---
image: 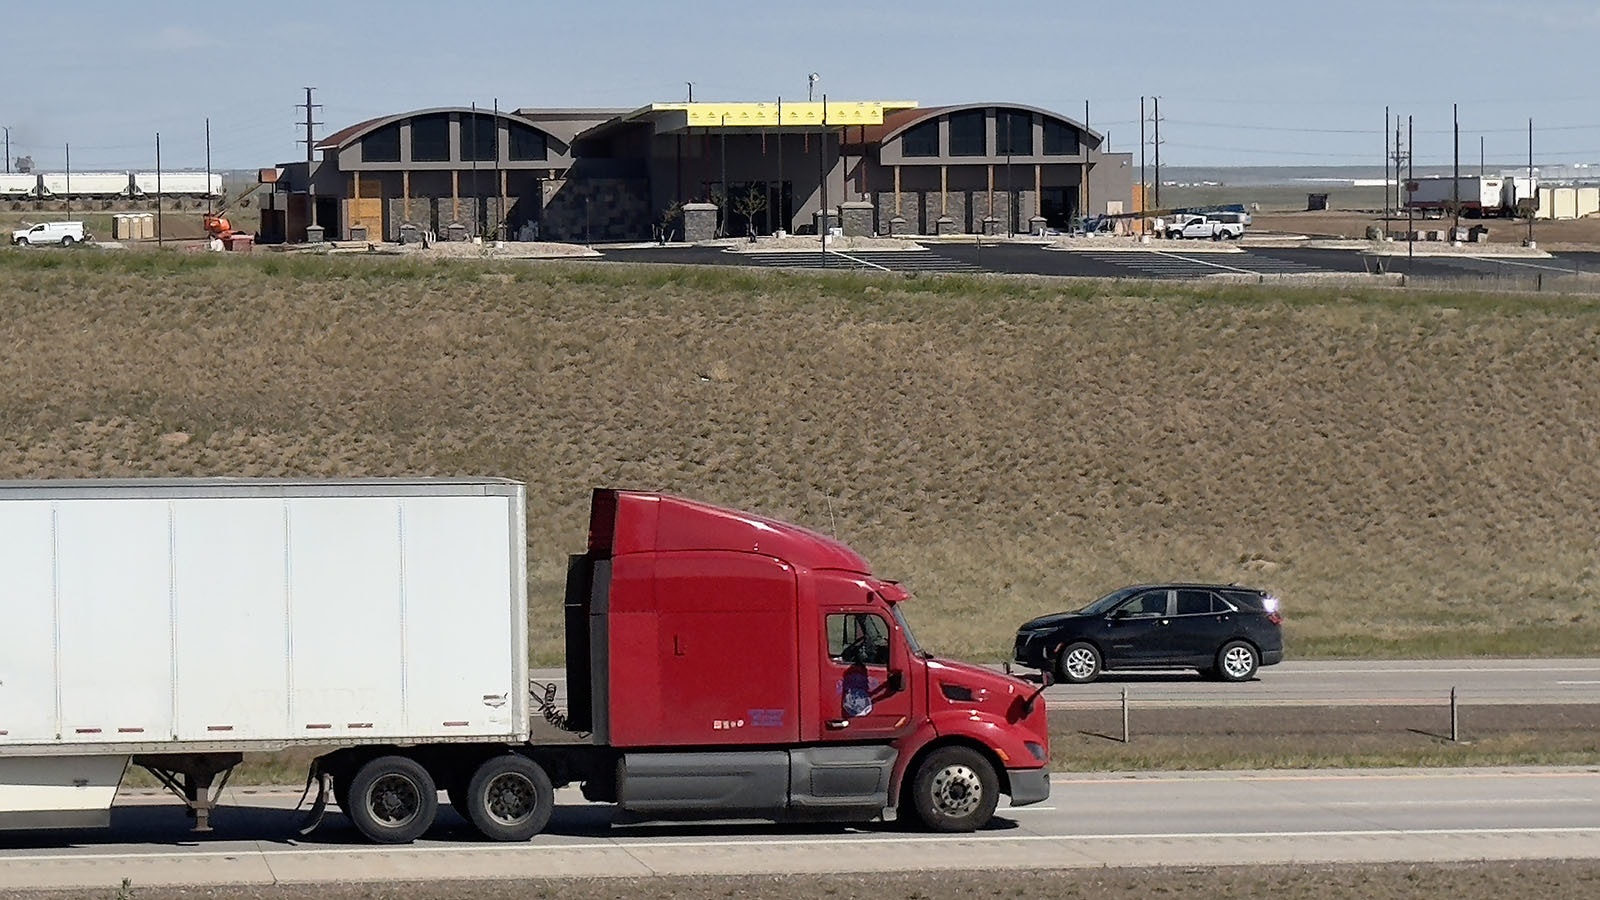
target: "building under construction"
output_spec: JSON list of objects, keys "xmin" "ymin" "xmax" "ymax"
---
[{"xmin": 259, "ymin": 98, "xmax": 1132, "ymax": 243}]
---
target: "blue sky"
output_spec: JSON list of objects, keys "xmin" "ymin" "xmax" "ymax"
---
[{"xmin": 5, "ymin": 0, "xmax": 1597, "ymax": 172}]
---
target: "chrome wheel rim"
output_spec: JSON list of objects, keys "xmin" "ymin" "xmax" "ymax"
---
[
  {"xmin": 930, "ymin": 764, "xmax": 983, "ymax": 818},
  {"xmin": 1064, "ymin": 647, "xmax": 1097, "ymax": 680},
  {"xmin": 368, "ymin": 774, "xmax": 422, "ymax": 827},
  {"xmin": 484, "ymin": 772, "xmax": 538, "ymax": 826},
  {"xmin": 1222, "ymin": 646, "xmax": 1255, "ymax": 679}
]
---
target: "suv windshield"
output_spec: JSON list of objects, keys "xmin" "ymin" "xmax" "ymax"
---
[{"xmin": 1076, "ymin": 586, "xmax": 1143, "ymax": 616}]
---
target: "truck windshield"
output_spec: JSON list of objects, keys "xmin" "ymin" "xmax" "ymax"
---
[{"xmin": 890, "ymin": 604, "xmax": 929, "ymax": 658}]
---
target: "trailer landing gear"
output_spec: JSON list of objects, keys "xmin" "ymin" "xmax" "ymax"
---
[{"xmin": 132, "ymin": 753, "xmax": 243, "ymax": 833}]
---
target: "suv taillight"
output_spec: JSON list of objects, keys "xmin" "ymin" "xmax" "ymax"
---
[{"xmin": 1267, "ymin": 611, "xmax": 1283, "ymax": 625}]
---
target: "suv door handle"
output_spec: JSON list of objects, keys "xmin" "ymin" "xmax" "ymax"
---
[{"xmin": 826, "ymin": 719, "xmax": 851, "ymax": 730}]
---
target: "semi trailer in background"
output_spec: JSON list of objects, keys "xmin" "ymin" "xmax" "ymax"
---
[
  {"xmin": 1405, "ymin": 175, "xmax": 1538, "ymax": 217},
  {"xmin": 0, "ymin": 479, "xmax": 1050, "ymax": 844}
]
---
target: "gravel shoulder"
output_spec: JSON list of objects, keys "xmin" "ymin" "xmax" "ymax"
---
[{"xmin": 6, "ymin": 863, "xmax": 1600, "ymax": 900}]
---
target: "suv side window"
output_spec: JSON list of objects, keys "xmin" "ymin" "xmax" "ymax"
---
[
  {"xmin": 1220, "ymin": 590, "xmax": 1261, "ymax": 611},
  {"xmin": 1120, "ymin": 590, "xmax": 1169, "ymax": 618},
  {"xmin": 1175, "ymin": 589, "xmax": 1215, "ymax": 616}
]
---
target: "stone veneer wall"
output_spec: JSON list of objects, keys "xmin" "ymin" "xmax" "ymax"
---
[{"xmin": 542, "ymin": 177, "xmax": 651, "ymax": 242}]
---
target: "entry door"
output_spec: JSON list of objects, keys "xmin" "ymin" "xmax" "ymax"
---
[
  {"xmin": 817, "ymin": 609, "xmax": 913, "ymax": 741},
  {"xmin": 1041, "ymin": 187, "xmax": 1076, "ymax": 230},
  {"xmin": 1105, "ymin": 588, "xmax": 1173, "ymax": 665}
]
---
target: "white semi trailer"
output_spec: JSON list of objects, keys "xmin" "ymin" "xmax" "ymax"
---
[{"xmin": 0, "ymin": 478, "xmax": 528, "ymax": 835}]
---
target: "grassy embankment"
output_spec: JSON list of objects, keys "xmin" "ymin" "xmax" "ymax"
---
[{"xmin": 3, "ymin": 249, "xmax": 1598, "ymax": 666}]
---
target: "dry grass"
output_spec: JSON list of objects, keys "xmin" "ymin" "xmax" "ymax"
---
[{"xmin": 3, "ymin": 251, "xmax": 1599, "ymax": 664}]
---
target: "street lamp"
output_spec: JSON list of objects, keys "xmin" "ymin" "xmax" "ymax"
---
[{"xmin": 720, "ymin": 113, "xmax": 728, "ymax": 239}]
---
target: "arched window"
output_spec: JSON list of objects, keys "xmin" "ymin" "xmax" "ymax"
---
[
  {"xmin": 463, "ymin": 113, "xmax": 497, "ymax": 162},
  {"xmin": 411, "ymin": 114, "xmax": 451, "ymax": 162},
  {"xmin": 508, "ymin": 123, "xmax": 548, "ymax": 161},
  {"xmin": 901, "ymin": 120, "xmax": 938, "ymax": 158},
  {"xmin": 949, "ymin": 110, "xmax": 987, "ymax": 157},
  {"xmin": 1043, "ymin": 120, "xmax": 1081, "ymax": 156},
  {"xmin": 362, "ymin": 123, "xmax": 401, "ymax": 163},
  {"xmin": 997, "ymin": 111, "xmax": 1032, "ymax": 156}
]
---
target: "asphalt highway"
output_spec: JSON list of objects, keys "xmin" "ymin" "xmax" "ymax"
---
[{"xmin": 3, "ymin": 769, "xmax": 1597, "ymax": 889}]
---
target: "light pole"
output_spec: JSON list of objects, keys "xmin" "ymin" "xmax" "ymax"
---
[
  {"xmin": 2, "ymin": 127, "xmax": 8, "ymax": 174},
  {"xmin": 720, "ymin": 113, "xmax": 728, "ymax": 239}
]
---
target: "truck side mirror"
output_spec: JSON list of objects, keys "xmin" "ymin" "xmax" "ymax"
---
[{"xmin": 885, "ymin": 670, "xmax": 904, "ymax": 694}]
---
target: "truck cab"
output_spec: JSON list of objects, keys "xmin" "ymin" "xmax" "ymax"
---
[{"xmin": 559, "ymin": 489, "xmax": 1050, "ymax": 832}]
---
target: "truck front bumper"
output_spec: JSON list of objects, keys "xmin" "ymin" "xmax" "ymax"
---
[{"xmin": 1007, "ymin": 766, "xmax": 1051, "ymax": 807}]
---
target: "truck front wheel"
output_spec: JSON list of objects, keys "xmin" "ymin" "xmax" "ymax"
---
[
  {"xmin": 910, "ymin": 746, "xmax": 999, "ymax": 832},
  {"xmin": 347, "ymin": 755, "xmax": 438, "ymax": 844},
  {"xmin": 464, "ymin": 754, "xmax": 554, "ymax": 841}
]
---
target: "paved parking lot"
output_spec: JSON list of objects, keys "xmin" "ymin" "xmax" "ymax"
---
[{"xmin": 597, "ymin": 242, "xmax": 1600, "ymax": 283}]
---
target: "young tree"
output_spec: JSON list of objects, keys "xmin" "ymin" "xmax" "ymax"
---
[{"xmin": 731, "ymin": 186, "xmax": 768, "ymax": 240}]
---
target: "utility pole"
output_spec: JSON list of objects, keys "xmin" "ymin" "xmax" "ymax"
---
[
  {"xmin": 1152, "ymin": 96, "xmax": 1162, "ymax": 209},
  {"xmin": 296, "ymin": 87, "xmax": 323, "ymax": 238},
  {"xmin": 1389, "ymin": 116, "xmax": 1408, "ymax": 242},
  {"xmin": 1384, "ymin": 106, "xmax": 1390, "ymax": 233},
  {"xmin": 1452, "ymin": 102, "xmax": 1460, "ymax": 238},
  {"xmin": 1407, "ymin": 114, "xmax": 1414, "ymax": 267},
  {"xmin": 64, "ymin": 142, "xmax": 71, "ymax": 221},
  {"xmin": 720, "ymin": 113, "xmax": 728, "ymax": 238},
  {"xmin": 1528, "ymin": 117, "xmax": 1535, "ymax": 247},
  {"xmin": 494, "ymin": 97, "xmax": 503, "ymax": 240},
  {"xmin": 153, "ymin": 134, "xmax": 160, "ymax": 246},
  {"xmin": 1083, "ymin": 99, "xmax": 1092, "ymax": 224},
  {"xmin": 777, "ymin": 96, "xmax": 784, "ymax": 234},
  {"xmin": 205, "ymin": 117, "xmax": 212, "ymax": 216},
  {"xmin": 3, "ymin": 126, "xmax": 8, "ymax": 174},
  {"xmin": 819, "ymin": 93, "xmax": 827, "ymax": 266},
  {"xmin": 471, "ymin": 101, "xmax": 480, "ymax": 237},
  {"xmin": 1139, "ymin": 96, "xmax": 1146, "ymax": 229}
]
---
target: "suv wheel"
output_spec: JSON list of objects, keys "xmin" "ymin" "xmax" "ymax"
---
[
  {"xmin": 1056, "ymin": 642, "xmax": 1102, "ymax": 684},
  {"xmin": 1216, "ymin": 641, "xmax": 1259, "ymax": 682}
]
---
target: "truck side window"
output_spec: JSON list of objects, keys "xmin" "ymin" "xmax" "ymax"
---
[{"xmin": 827, "ymin": 613, "xmax": 891, "ymax": 667}]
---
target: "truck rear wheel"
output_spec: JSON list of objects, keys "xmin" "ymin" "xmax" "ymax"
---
[
  {"xmin": 347, "ymin": 755, "xmax": 438, "ymax": 844},
  {"xmin": 910, "ymin": 746, "xmax": 999, "ymax": 833},
  {"xmin": 464, "ymin": 754, "xmax": 554, "ymax": 841}
]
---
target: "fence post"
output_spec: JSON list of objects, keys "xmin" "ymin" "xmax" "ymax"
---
[
  {"xmin": 1121, "ymin": 686, "xmax": 1130, "ymax": 743},
  {"xmin": 1450, "ymin": 686, "xmax": 1459, "ymax": 743}
]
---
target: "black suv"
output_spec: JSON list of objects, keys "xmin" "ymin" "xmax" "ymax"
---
[{"xmin": 1013, "ymin": 584, "xmax": 1284, "ymax": 683}]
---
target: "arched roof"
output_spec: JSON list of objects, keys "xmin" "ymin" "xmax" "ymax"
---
[
  {"xmin": 868, "ymin": 102, "xmax": 1103, "ymax": 145},
  {"xmin": 315, "ymin": 107, "xmax": 560, "ymax": 151}
]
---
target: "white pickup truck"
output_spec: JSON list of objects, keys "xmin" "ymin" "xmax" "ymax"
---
[
  {"xmin": 12, "ymin": 220, "xmax": 87, "ymax": 247},
  {"xmin": 1163, "ymin": 214, "xmax": 1245, "ymax": 241}
]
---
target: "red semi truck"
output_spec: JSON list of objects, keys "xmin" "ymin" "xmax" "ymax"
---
[{"xmin": 0, "ymin": 480, "xmax": 1049, "ymax": 843}]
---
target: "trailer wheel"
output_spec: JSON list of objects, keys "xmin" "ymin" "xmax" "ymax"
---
[
  {"xmin": 347, "ymin": 755, "xmax": 438, "ymax": 844},
  {"xmin": 464, "ymin": 755, "xmax": 554, "ymax": 842},
  {"xmin": 910, "ymin": 746, "xmax": 999, "ymax": 833}
]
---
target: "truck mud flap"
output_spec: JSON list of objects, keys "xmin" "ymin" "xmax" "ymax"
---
[{"xmin": 297, "ymin": 768, "xmax": 331, "ymax": 836}]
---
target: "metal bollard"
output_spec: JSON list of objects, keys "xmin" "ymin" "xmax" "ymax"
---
[
  {"xmin": 1450, "ymin": 686, "xmax": 1459, "ymax": 743},
  {"xmin": 1122, "ymin": 686, "xmax": 1130, "ymax": 743}
]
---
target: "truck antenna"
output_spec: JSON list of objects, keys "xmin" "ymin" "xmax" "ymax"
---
[{"xmin": 825, "ymin": 494, "xmax": 838, "ymax": 537}]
